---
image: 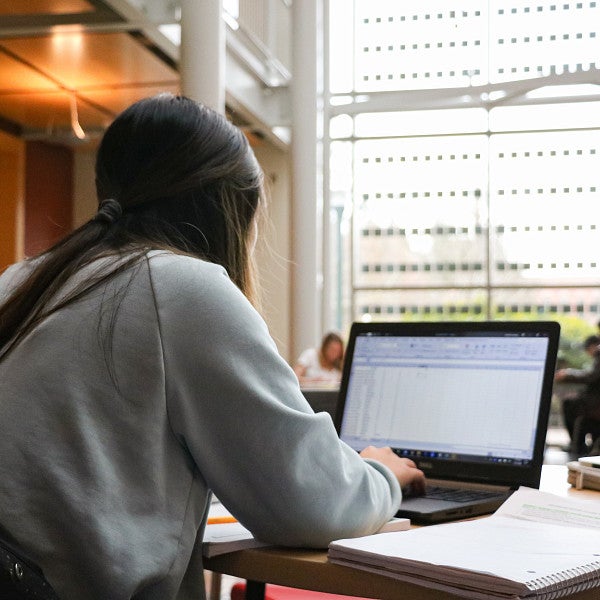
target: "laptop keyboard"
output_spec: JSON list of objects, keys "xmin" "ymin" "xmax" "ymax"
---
[{"xmin": 425, "ymin": 485, "xmax": 504, "ymax": 503}]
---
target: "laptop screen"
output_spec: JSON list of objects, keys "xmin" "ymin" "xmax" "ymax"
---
[{"xmin": 336, "ymin": 322, "xmax": 560, "ymax": 484}]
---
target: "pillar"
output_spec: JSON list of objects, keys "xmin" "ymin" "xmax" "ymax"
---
[
  {"xmin": 180, "ymin": 0, "xmax": 225, "ymax": 114},
  {"xmin": 290, "ymin": 0, "xmax": 321, "ymax": 360}
]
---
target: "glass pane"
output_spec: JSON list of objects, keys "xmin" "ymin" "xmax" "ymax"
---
[
  {"xmin": 489, "ymin": 129, "xmax": 600, "ymax": 286},
  {"xmin": 355, "ymin": 108, "xmax": 488, "ymax": 138},
  {"xmin": 330, "ymin": 114, "xmax": 353, "ymax": 139},
  {"xmin": 490, "ymin": 287, "xmax": 600, "ymax": 322},
  {"xmin": 329, "ymin": 0, "xmax": 355, "ymax": 93},
  {"xmin": 354, "ymin": 0, "xmax": 489, "ymax": 92},
  {"xmin": 327, "ymin": 0, "xmax": 600, "ymax": 337},
  {"xmin": 329, "ymin": 142, "xmax": 354, "ymax": 330},
  {"xmin": 490, "ymin": 102, "xmax": 600, "ymax": 132},
  {"xmin": 353, "ymin": 135, "xmax": 489, "ymax": 288},
  {"xmin": 354, "ymin": 289, "xmax": 488, "ymax": 322},
  {"xmin": 488, "ymin": 0, "xmax": 599, "ymax": 84}
]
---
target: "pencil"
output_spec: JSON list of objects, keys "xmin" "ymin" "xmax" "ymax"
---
[{"xmin": 207, "ymin": 516, "xmax": 238, "ymax": 525}]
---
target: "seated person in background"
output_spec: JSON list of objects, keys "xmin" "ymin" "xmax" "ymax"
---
[
  {"xmin": 294, "ymin": 331, "xmax": 344, "ymax": 386},
  {"xmin": 554, "ymin": 334, "xmax": 600, "ymax": 455},
  {"xmin": 0, "ymin": 94, "xmax": 425, "ymax": 600}
]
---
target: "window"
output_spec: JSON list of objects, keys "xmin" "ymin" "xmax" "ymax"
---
[{"xmin": 326, "ymin": 0, "xmax": 600, "ymax": 360}]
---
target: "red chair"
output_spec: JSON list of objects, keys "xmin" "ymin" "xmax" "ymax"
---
[{"xmin": 231, "ymin": 582, "xmax": 373, "ymax": 600}]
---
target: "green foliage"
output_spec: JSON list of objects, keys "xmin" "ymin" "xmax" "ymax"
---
[
  {"xmin": 490, "ymin": 312, "xmax": 595, "ymax": 369},
  {"xmin": 551, "ymin": 315, "xmax": 596, "ymax": 369},
  {"xmin": 492, "ymin": 312, "xmax": 595, "ymax": 369}
]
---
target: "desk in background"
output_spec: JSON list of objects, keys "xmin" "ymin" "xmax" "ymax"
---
[{"xmin": 204, "ymin": 466, "xmax": 599, "ymax": 600}]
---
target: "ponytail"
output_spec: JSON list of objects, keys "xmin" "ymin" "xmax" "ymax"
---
[{"xmin": 0, "ymin": 93, "xmax": 264, "ymax": 360}]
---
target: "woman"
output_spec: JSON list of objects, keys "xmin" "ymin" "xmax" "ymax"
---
[
  {"xmin": 294, "ymin": 331, "xmax": 345, "ymax": 386},
  {"xmin": 0, "ymin": 94, "xmax": 424, "ymax": 600}
]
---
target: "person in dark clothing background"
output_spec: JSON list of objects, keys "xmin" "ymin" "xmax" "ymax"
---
[{"xmin": 555, "ymin": 334, "xmax": 600, "ymax": 455}]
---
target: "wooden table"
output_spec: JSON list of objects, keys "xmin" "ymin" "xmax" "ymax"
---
[{"xmin": 204, "ymin": 466, "xmax": 599, "ymax": 600}]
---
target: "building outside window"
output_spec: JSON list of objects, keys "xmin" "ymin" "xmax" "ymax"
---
[{"xmin": 325, "ymin": 0, "xmax": 600, "ymax": 367}]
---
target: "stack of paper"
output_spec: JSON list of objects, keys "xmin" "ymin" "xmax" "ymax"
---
[
  {"xmin": 202, "ymin": 521, "xmax": 268, "ymax": 558},
  {"xmin": 567, "ymin": 457, "xmax": 600, "ymax": 491},
  {"xmin": 329, "ymin": 488, "xmax": 600, "ymax": 600}
]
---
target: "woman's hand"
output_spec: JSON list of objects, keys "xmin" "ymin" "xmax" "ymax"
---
[{"xmin": 360, "ymin": 445, "xmax": 426, "ymax": 496}]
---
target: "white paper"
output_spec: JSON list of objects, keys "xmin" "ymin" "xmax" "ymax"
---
[
  {"xmin": 496, "ymin": 486, "xmax": 600, "ymax": 529},
  {"xmin": 202, "ymin": 522, "xmax": 270, "ymax": 557}
]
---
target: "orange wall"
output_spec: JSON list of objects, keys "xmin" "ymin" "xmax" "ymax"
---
[
  {"xmin": 0, "ymin": 132, "xmax": 25, "ymax": 272},
  {"xmin": 24, "ymin": 141, "xmax": 73, "ymax": 257}
]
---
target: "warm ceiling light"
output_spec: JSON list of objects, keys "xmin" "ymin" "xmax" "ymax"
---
[{"xmin": 51, "ymin": 25, "xmax": 85, "ymax": 55}]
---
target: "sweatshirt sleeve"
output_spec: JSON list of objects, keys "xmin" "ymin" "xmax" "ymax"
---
[
  {"xmin": 0, "ymin": 261, "xmax": 34, "ymax": 302},
  {"xmin": 148, "ymin": 254, "xmax": 401, "ymax": 548}
]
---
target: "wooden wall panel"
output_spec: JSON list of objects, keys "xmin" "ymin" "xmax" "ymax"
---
[
  {"xmin": 25, "ymin": 141, "xmax": 73, "ymax": 257},
  {"xmin": 0, "ymin": 131, "xmax": 25, "ymax": 272}
]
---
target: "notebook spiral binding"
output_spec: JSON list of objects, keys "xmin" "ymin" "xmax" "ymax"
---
[{"xmin": 525, "ymin": 559, "xmax": 600, "ymax": 599}]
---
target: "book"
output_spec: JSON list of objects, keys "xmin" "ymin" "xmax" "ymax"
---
[
  {"xmin": 202, "ymin": 521, "xmax": 269, "ymax": 558},
  {"xmin": 567, "ymin": 456, "xmax": 600, "ymax": 491},
  {"xmin": 202, "ymin": 501, "xmax": 410, "ymax": 558},
  {"xmin": 328, "ymin": 488, "xmax": 600, "ymax": 600},
  {"xmin": 373, "ymin": 516, "xmax": 410, "ymax": 533}
]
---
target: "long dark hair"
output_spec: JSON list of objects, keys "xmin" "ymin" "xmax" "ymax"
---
[{"xmin": 0, "ymin": 93, "xmax": 264, "ymax": 359}]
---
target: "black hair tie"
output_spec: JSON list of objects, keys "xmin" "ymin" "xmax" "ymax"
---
[{"xmin": 95, "ymin": 199, "xmax": 122, "ymax": 224}]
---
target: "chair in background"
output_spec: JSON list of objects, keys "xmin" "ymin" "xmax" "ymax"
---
[
  {"xmin": 572, "ymin": 415, "xmax": 600, "ymax": 456},
  {"xmin": 300, "ymin": 389, "xmax": 340, "ymax": 421}
]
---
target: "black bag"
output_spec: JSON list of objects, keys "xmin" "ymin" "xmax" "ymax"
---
[{"xmin": 0, "ymin": 538, "xmax": 59, "ymax": 600}]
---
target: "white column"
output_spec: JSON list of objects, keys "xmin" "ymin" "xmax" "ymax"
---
[
  {"xmin": 291, "ymin": 0, "xmax": 321, "ymax": 360},
  {"xmin": 180, "ymin": 0, "xmax": 225, "ymax": 114}
]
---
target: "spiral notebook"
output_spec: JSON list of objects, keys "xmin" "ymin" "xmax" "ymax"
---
[{"xmin": 329, "ymin": 488, "xmax": 600, "ymax": 600}]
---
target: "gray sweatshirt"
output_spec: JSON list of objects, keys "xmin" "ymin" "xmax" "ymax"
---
[{"xmin": 0, "ymin": 251, "xmax": 400, "ymax": 600}]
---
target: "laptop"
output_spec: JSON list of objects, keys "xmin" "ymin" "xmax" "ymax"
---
[{"xmin": 335, "ymin": 320, "xmax": 560, "ymax": 524}]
